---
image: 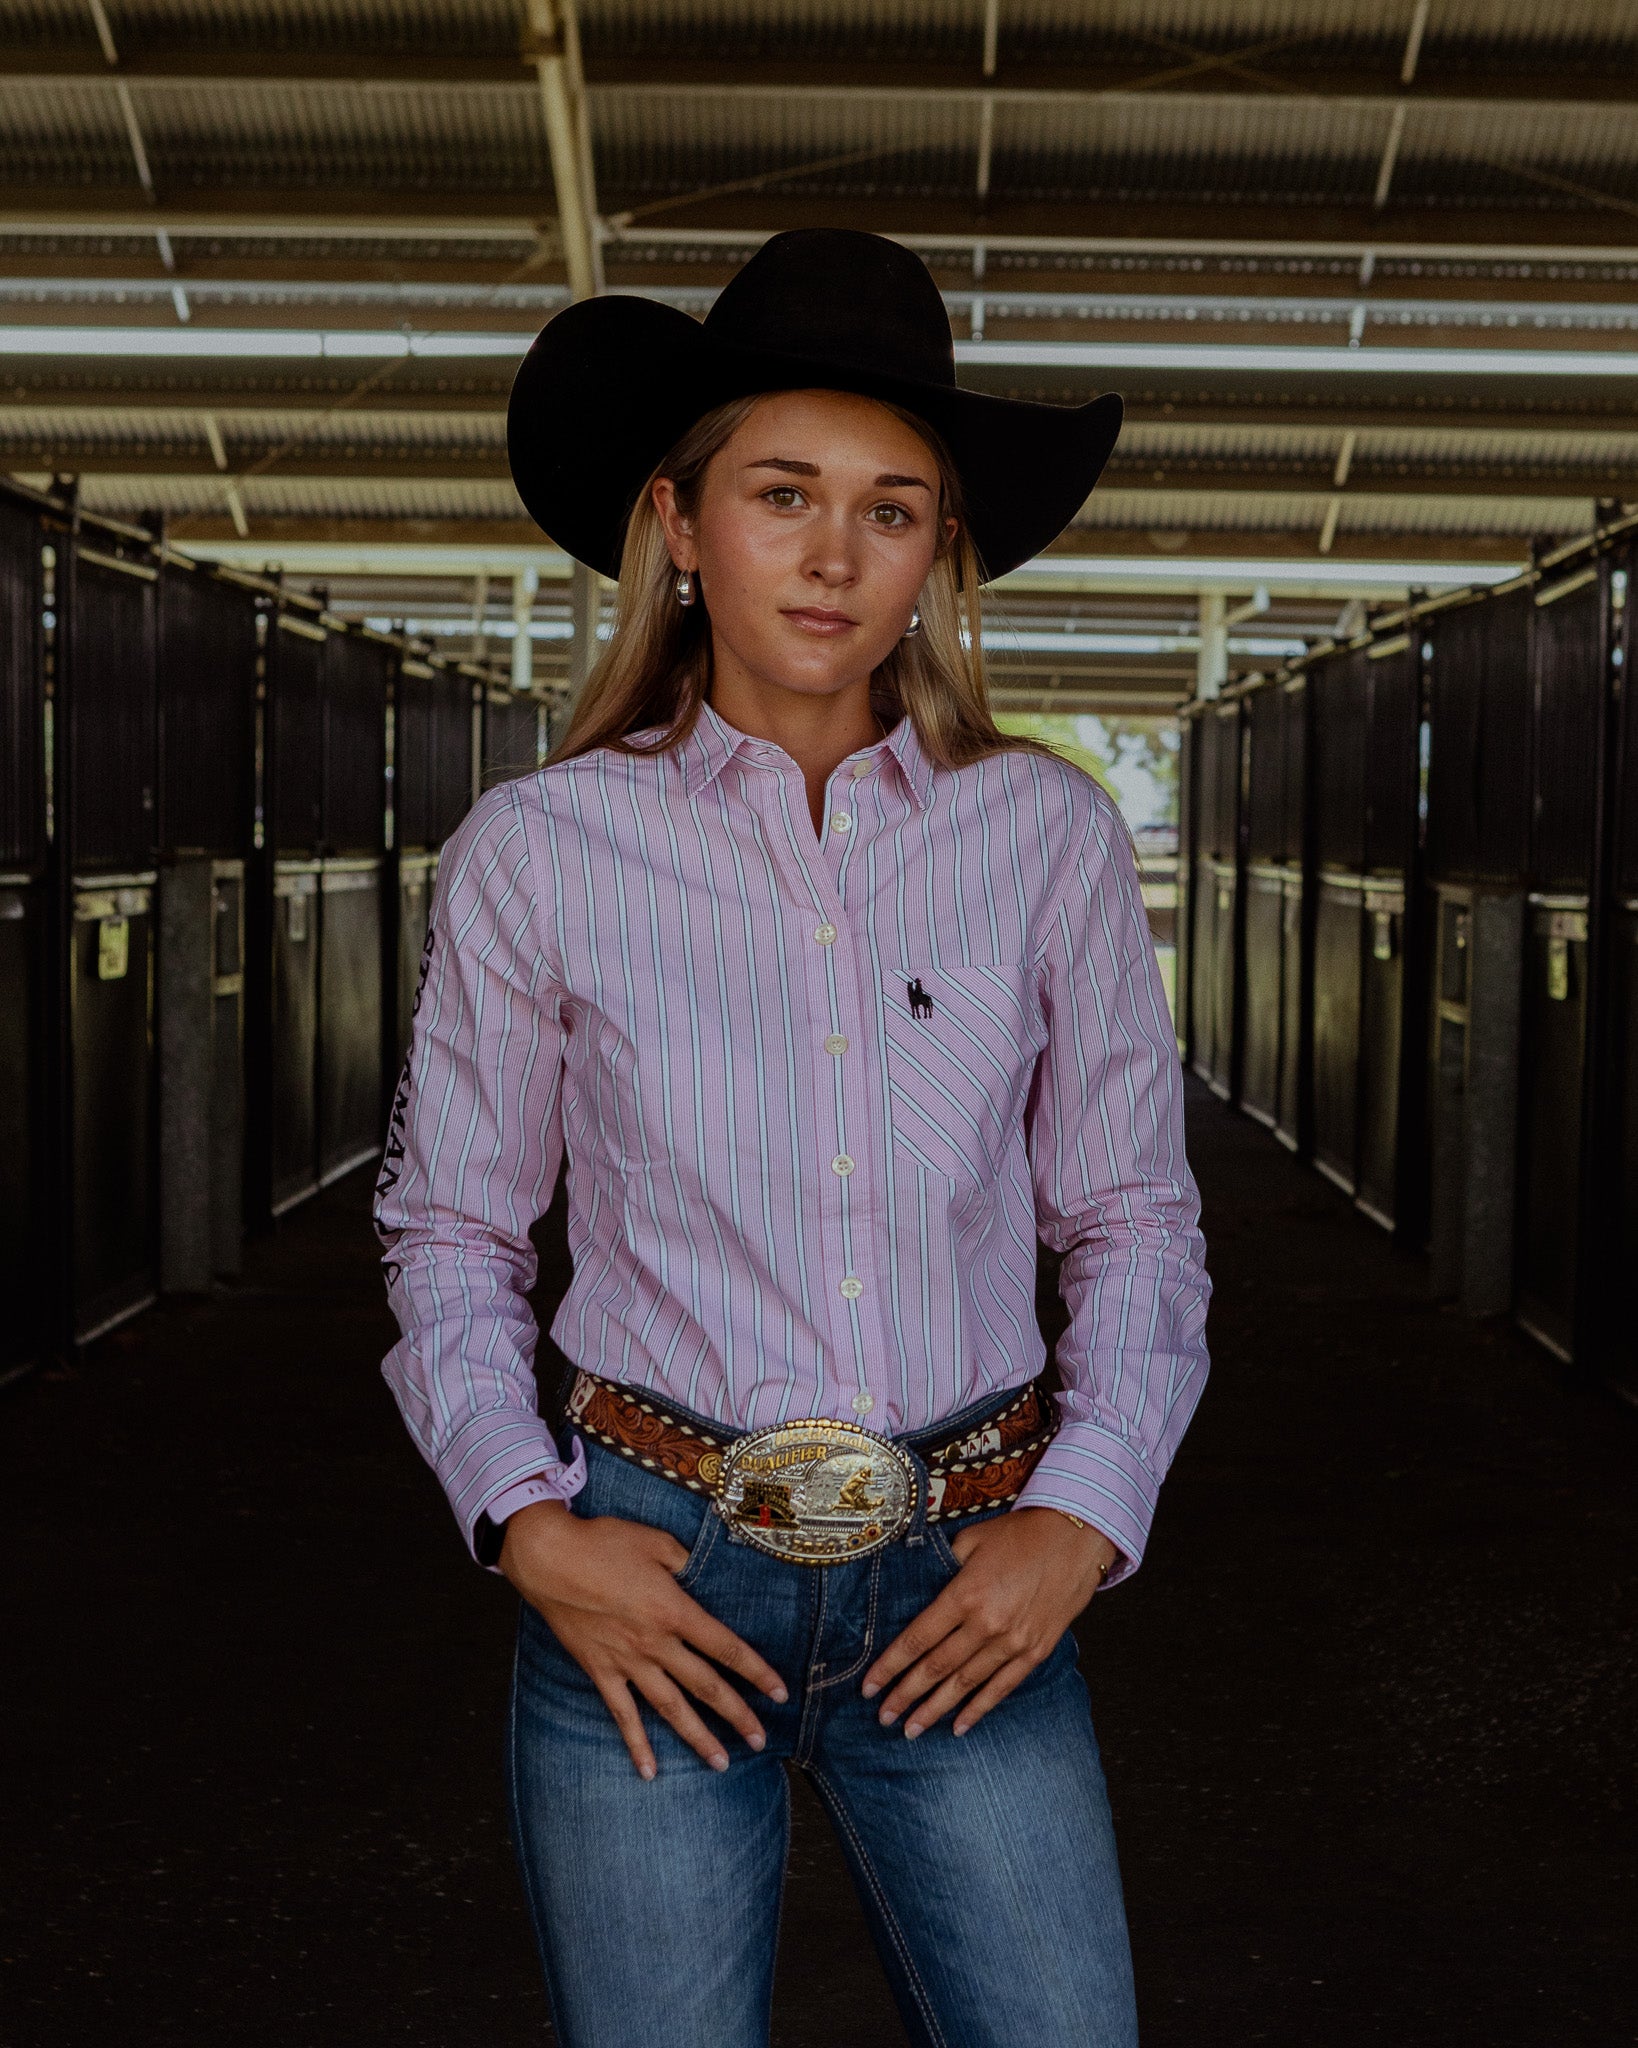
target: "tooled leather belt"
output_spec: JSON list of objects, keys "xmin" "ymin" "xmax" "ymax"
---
[{"xmin": 564, "ymin": 1367, "xmax": 1060, "ymax": 1566}]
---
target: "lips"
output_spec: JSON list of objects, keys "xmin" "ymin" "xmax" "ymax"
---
[{"xmin": 783, "ymin": 607, "xmax": 859, "ymax": 634}]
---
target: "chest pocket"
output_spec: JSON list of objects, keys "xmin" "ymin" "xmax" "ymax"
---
[{"xmin": 879, "ymin": 962, "xmax": 1044, "ymax": 1186}]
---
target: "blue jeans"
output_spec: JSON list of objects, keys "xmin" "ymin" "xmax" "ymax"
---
[{"xmin": 507, "ymin": 1423, "xmax": 1138, "ymax": 2048}]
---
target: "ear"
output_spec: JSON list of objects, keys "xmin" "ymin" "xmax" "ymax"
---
[{"xmin": 650, "ymin": 477, "xmax": 698, "ymax": 571}]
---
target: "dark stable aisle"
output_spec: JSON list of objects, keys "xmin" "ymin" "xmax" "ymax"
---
[{"xmin": 2, "ymin": 1078, "xmax": 1634, "ymax": 2046}]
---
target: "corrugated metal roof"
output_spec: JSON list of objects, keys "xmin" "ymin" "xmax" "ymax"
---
[
  {"xmin": 999, "ymin": 0, "xmax": 1633, "ymax": 48},
  {"xmin": 12, "ymin": 0, "xmax": 1636, "ymax": 64},
  {"xmin": 1117, "ymin": 421, "xmax": 1638, "ymax": 471},
  {"xmin": 0, "ymin": 81, "xmax": 137, "ymax": 189},
  {"xmin": 584, "ymin": 0, "xmax": 1634, "ymax": 55},
  {"xmin": 10, "ymin": 1, "xmax": 519, "ymax": 53},
  {"xmin": 12, "ymin": 78, "xmax": 1631, "ymax": 219},
  {"xmin": 592, "ymin": 88, "xmax": 976, "ymax": 202},
  {"xmin": 0, "ymin": 405, "xmax": 508, "ymax": 454},
  {"xmin": 1077, "ymin": 486, "xmax": 1589, "ymax": 535},
  {"xmin": 137, "ymin": 80, "xmax": 546, "ymax": 193},
  {"xmin": 65, "ymin": 471, "xmax": 525, "ymax": 520}
]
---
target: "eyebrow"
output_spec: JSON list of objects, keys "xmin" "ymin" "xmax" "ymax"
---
[{"xmin": 746, "ymin": 457, "xmax": 932, "ymax": 491}]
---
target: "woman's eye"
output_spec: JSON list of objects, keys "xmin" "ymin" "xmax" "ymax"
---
[
  {"xmin": 869, "ymin": 503, "xmax": 912, "ymax": 528},
  {"xmin": 763, "ymin": 486, "xmax": 804, "ymax": 509}
]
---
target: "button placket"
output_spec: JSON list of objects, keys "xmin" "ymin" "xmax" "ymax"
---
[
  {"xmin": 819, "ymin": 913, "xmax": 890, "ymax": 1422},
  {"xmin": 761, "ymin": 766, "xmax": 877, "ymax": 1409},
  {"xmin": 763, "ymin": 753, "xmax": 886, "ymax": 1421}
]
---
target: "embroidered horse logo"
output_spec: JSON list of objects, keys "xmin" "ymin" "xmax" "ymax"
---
[{"xmin": 906, "ymin": 976, "xmax": 935, "ymax": 1019}]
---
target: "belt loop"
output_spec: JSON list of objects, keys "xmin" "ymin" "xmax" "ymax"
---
[{"xmin": 902, "ymin": 1443, "xmax": 934, "ymax": 1547}]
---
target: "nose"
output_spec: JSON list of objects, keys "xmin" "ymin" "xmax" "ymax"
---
[{"xmin": 802, "ymin": 508, "xmax": 859, "ymax": 590}]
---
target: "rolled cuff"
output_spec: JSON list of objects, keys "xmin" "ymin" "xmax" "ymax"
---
[
  {"xmin": 483, "ymin": 1462, "xmax": 585, "ymax": 1528},
  {"xmin": 1015, "ymin": 1419, "xmax": 1161, "ymax": 1586},
  {"xmin": 436, "ymin": 1409, "xmax": 588, "ymax": 1563}
]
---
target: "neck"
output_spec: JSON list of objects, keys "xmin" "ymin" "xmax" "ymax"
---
[
  {"xmin": 707, "ymin": 672, "xmax": 884, "ymax": 758},
  {"xmin": 706, "ymin": 654, "xmax": 886, "ymax": 834}
]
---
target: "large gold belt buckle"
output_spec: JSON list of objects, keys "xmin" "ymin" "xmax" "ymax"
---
[{"xmin": 713, "ymin": 1418, "xmax": 917, "ymax": 1564}]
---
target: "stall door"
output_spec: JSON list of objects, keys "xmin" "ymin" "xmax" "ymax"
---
[
  {"xmin": 72, "ymin": 877, "xmax": 157, "ymax": 1339},
  {"xmin": 1515, "ymin": 898, "xmax": 1588, "ymax": 1359},
  {"xmin": 318, "ymin": 859, "xmax": 385, "ymax": 1184},
  {"xmin": 1356, "ymin": 884, "xmax": 1406, "ymax": 1230},
  {"xmin": 270, "ymin": 862, "xmax": 320, "ymax": 1215},
  {"xmin": 1241, "ymin": 867, "xmax": 1283, "ymax": 1126},
  {"xmin": 1189, "ymin": 855, "xmax": 1219, "ymax": 1085},
  {"xmin": 1275, "ymin": 872, "xmax": 1305, "ymax": 1150},
  {"xmin": 1607, "ymin": 904, "xmax": 1638, "ymax": 1400},
  {"xmin": 1312, "ymin": 877, "xmax": 1364, "ymax": 1192},
  {"xmin": 1208, "ymin": 860, "xmax": 1237, "ymax": 1099},
  {"xmin": 0, "ymin": 880, "xmax": 43, "ymax": 1375}
]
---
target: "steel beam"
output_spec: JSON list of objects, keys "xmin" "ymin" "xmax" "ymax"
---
[
  {"xmin": 523, "ymin": 0, "xmax": 601, "ymax": 301},
  {"xmin": 4, "ymin": 448, "xmax": 1631, "ymax": 502},
  {"xmin": 6, "ymin": 186, "xmax": 1638, "ymax": 265},
  {"xmin": 5, "ymin": 47, "xmax": 1638, "ymax": 109},
  {"xmin": 8, "ymin": 375, "xmax": 1638, "ymax": 444}
]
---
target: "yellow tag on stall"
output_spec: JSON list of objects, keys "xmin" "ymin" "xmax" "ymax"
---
[{"xmin": 97, "ymin": 916, "xmax": 130, "ymax": 981}]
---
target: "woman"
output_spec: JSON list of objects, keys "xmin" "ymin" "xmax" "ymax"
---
[{"xmin": 376, "ymin": 229, "xmax": 1211, "ymax": 2048}]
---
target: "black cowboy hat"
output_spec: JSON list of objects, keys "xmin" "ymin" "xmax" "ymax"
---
[{"xmin": 506, "ymin": 229, "xmax": 1122, "ymax": 584}]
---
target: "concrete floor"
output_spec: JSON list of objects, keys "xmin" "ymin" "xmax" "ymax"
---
[{"xmin": 3, "ymin": 1079, "xmax": 1635, "ymax": 2046}]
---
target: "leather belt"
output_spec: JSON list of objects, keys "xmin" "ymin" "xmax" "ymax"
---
[{"xmin": 564, "ymin": 1368, "xmax": 1060, "ymax": 1566}]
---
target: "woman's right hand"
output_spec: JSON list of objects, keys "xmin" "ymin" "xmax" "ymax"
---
[{"xmin": 499, "ymin": 1500, "xmax": 788, "ymax": 1779}]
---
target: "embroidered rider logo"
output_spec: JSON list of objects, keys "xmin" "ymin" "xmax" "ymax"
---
[{"xmin": 906, "ymin": 976, "xmax": 935, "ymax": 1019}]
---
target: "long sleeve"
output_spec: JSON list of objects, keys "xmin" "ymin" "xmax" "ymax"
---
[
  {"xmin": 374, "ymin": 783, "xmax": 586, "ymax": 1559},
  {"xmin": 1016, "ymin": 783, "xmax": 1212, "ymax": 1583}
]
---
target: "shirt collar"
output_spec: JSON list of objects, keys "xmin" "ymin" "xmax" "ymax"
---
[{"xmin": 680, "ymin": 698, "xmax": 935, "ymax": 814}]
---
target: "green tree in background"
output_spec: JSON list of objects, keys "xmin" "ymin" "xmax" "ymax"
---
[
  {"xmin": 994, "ymin": 713, "xmax": 1180, "ymax": 857},
  {"xmin": 995, "ymin": 712, "xmax": 1182, "ymax": 1027}
]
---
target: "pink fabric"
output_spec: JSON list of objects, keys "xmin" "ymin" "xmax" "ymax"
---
[{"xmin": 375, "ymin": 703, "xmax": 1210, "ymax": 1579}]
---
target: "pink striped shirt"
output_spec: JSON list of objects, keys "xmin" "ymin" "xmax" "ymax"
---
[{"xmin": 374, "ymin": 701, "xmax": 1210, "ymax": 1580}]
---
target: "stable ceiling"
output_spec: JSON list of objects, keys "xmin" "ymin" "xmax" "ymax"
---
[{"xmin": 3, "ymin": 0, "xmax": 1638, "ymax": 700}]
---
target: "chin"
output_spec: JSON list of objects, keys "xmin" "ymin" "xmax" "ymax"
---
[
  {"xmin": 769, "ymin": 633, "xmax": 894, "ymax": 691},
  {"xmin": 756, "ymin": 648, "xmax": 864, "ymax": 696}
]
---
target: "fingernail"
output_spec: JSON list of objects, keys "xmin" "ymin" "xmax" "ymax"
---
[
  {"xmin": 860, "ymin": 1680, "xmax": 880, "ymax": 1699},
  {"xmin": 953, "ymin": 1723, "xmax": 969, "ymax": 1738},
  {"xmin": 878, "ymin": 1708, "xmax": 898, "ymax": 1727},
  {"xmin": 904, "ymin": 1722, "xmax": 923, "ymax": 1740},
  {"xmin": 640, "ymin": 1762, "xmax": 656, "ymax": 1780},
  {"xmin": 769, "ymin": 1685, "xmax": 789, "ymax": 1704},
  {"xmin": 711, "ymin": 1753, "xmax": 730, "ymax": 1772},
  {"xmin": 748, "ymin": 1730, "xmax": 766, "ymax": 1751}
]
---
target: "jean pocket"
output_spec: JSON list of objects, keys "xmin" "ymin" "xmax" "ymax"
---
[
  {"xmin": 927, "ymin": 1502, "xmax": 1010, "ymax": 1579},
  {"xmin": 672, "ymin": 1498, "xmax": 722, "ymax": 1593}
]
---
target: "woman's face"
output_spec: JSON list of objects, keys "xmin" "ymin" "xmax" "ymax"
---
[{"xmin": 652, "ymin": 388, "xmax": 953, "ymax": 705}]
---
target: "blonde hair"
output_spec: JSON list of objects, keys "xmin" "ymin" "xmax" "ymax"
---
[{"xmin": 546, "ymin": 392, "xmax": 1059, "ymax": 775}]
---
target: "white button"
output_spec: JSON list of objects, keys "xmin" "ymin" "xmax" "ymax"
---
[
  {"xmin": 849, "ymin": 760, "xmax": 871, "ymax": 779},
  {"xmin": 851, "ymin": 1391, "xmax": 875, "ymax": 1416},
  {"xmin": 839, "ymin": 1275, "xmax": 864, "ymax": 1299},
  {"xmin": 831, "ymin": 1153, "xmax": 855, "ymax": 1176},
  {"xmin": 814, "ymin": 922, "xmax": 837, "ymax": 945},
  {"xmin": 824, "ymin": 1033, "xmax": 848, "ymax": 1055},
  {"xmin": 830, "ymin": 811, "xmax": 852, "ymax": 833}
]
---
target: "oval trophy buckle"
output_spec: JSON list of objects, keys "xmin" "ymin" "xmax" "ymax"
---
[{"xmin": 714, "ymin": 1418, "xmax": 917, "ymax": 1564}]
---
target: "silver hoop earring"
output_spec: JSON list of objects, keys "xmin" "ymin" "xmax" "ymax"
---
[
  {"xmin": 675, "ymin": 568, "xmax": 696, "ymax": 608},
  {"xmin": 904, "ymin": 606, "xmax": 921, "ymax": 638}
]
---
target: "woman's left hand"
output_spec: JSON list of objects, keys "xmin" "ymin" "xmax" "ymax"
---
[{"xmin": 861, "ymin": 1507, "xmax": 1118, "ymax": 1738}]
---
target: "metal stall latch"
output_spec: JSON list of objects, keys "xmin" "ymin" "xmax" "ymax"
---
[
  {"xmin": 97, "ymin": 917, "xmax": 129, "ymax": 980},
  {"xmin": 1543, "ymin": 908, "xmax": 1587, "ymax": 1002}
]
